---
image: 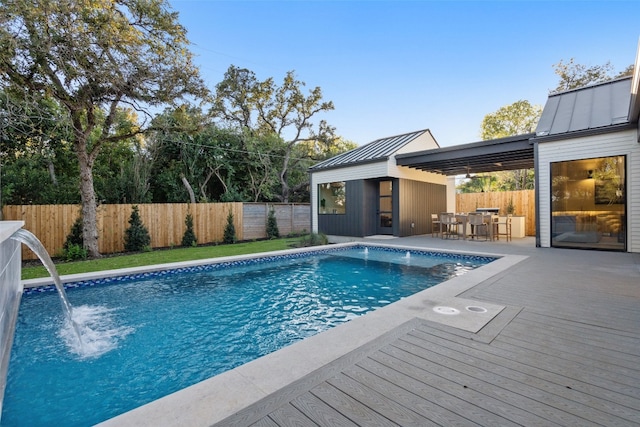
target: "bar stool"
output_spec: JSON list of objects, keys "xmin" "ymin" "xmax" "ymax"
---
[
  {"xmin": 440, "ymin": 213, "xmax": 460, "ymax": 239},
  {"xmin": 490, "ymin": 215, "xmax": 500, "ymax": 241},
  {"xmin": 468, "ymin": 212, "xmax": 489, "ymax": 241},
  {"xmin": 496, "ymin": 214, "xmax": 513, "ymax": 241},
  {"xmin": 431, "ymin": 213, "xmax": 441, "ymax": 237}
]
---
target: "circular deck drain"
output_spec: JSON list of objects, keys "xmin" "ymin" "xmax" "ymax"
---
[
  {"xmin": 466, "ymin": 306, "xmax": 488, "ymax": 313},
  {"xmin": 433, "ymin": 306, "xmax": 460, "ymax": 315}
]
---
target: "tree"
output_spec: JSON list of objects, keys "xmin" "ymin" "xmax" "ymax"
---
[
  {"xmin": 181, "ymin": 212, "xmax": 197, "ymax": 247},
  {"xmin": 147, "ymin": 108, "xmax": 251, "ymax": 203},
  {"xmin": 212, "ymin": 66, "xmax": 335, "ymax": 202},
  {"xmin": 1, "ymin": 90, "xmax": 80, "ymax": 204},
  {"xmin": 552, "ymin": 58, "xmax": 634, "ymax": 92},
  {"xmin": 223, "ymin": 210, "xmax": 237, "ymax": 244},
  {"xmin": 0, "ymin": 0, "xmax": 207, "ymax": 257},
  {"xmin": 480, "ymin": 100, "xmax": 542, "ymax": 140},
  {"xmin": 266, "ymin": 207, "xmax": 279, "ymax": 239},
  {"xmin": 474, "ymin": 100, "xmax": 542, "ymax": 192},
  {"xmin": 124, "ymin": 205, "xmax": 151, "ymax": 252}
]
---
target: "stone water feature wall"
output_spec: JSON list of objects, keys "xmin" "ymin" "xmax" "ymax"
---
[{"xmin": 0, "ymin": 221, "xmax": 24, "ymax": 417}]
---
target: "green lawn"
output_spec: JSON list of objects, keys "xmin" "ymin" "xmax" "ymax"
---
[{"xmin": 22, "ymin": 237, "xmax": 307, "ymax": 280}]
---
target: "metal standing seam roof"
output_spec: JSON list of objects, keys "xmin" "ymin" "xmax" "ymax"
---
[
  {"xmin": 535, "ymin": 77, "xmax": 632, "ymax": 137},
  {"xmin": 309, "ymin": 129, "xmax": 434, "ymax": 171}
]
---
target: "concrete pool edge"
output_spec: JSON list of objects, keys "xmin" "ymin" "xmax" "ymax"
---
[{"xmin": 82, "ymin": 242, "xmax": 527, "ymax": 427}]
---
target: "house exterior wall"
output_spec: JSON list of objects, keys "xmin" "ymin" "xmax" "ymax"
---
[
  {"xmin": 398, "ymin": 179, "xmax": 447, "ymax": 236},
  {"xmin": 316, "ymin": 180, "xmax": 378, "ymax": 237},
  {"xmin": 446, "ymin": 176, "xmax": 457, "ymax": 213},
  {"xmin": 310, "ymin": 161, "xmax": 389, "ymax": 234},
  {"xmin": 395, "ymin": 131, "xmax": 439, "ymax": 154},
  {"xmin": 310, "ymin": 160, "xmax": 446, "ymax": 234},
  {"xmin": 537, "ymin": 128, "xmax": 639, "ymax": 252}
]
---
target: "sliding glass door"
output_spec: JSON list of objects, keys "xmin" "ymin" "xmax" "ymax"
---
[{"xmin": 550, "ymin": 156, "xmax": 626, "ymax": 251}]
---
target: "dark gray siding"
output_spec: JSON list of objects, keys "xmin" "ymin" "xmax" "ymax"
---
[
  {"xmin": 318, "ymin": 180, "xmax": 375, "ymax": 237},
  {"xmin": 319, "ymin": 178, "xmax": 446, "ymax": 238},
  {"xmin": 362, "ymin": 180, "xmax": 378, "ymax": 235},
  {"xmin": 398, "ymin": 179, "xmax": 446, "ymax": 237}
]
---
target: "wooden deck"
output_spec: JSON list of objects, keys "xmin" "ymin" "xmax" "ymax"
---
[{"xmin": 214, "ymin": 243, "xmax": 640, "ymax": 426}]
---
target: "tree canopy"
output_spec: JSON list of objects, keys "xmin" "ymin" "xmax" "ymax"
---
[
  {"xmin": 552, "ymin": 58, "xmax": 634, "ymax": 92},
  {"xmin": 480, "ymin": 100, "xmax": 542, "ymax": 140},
  {"xmin": 0, "ymin": 0, "xmax": 207, "ymax": 257},
  {"xmin": 458, "ymin": 100, "xmax": 543, "ymax": 193},
  {"xmin": 212, "ymin": 66, "xmax": 336, "ymax": 202}
]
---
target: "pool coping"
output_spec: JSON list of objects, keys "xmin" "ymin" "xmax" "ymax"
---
[{"xmin": 23, "ymin": 242, "xmax": 526, "ymax": 427}]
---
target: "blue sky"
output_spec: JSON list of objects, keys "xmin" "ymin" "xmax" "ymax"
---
[{"xmin": 169, "ymin": 0, "xmax": 640, "ymax": 147}]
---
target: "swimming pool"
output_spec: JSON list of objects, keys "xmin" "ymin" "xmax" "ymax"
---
[{"xmin": 2, "ymin": 245, "xmax": 495, "ymax": 426}]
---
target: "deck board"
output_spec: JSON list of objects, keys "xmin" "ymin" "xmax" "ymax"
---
[
  {"xmin": 215, "ymin": 310, "xmax": 640, "ymax": 426},
  {"xmin": 212, "ymin": 242, "xmax": 640, "ymax": 427},
  {"xmin": 397, "ymin": 332, "xmax": 622, "ymax": 426},
  {"xmin": 290, "ymin": 392, "xmax": 359, "ymax": 427},
  {"xmin": 411, "ymin": 322, "xmax": 640, "ymax": 423}
]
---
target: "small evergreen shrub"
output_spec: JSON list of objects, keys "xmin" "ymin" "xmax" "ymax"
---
[
  {"xmin": 266, "ymin": 208, "xmax": 280, "ymax": 239},
  {"xmin": 62, "ymin": 216, "xmax": 87, "ymax": 260},
  {"xmin": 223, "ymin": 210, "xmax": 237, "ymax": 244},
  {"xmin": 124, "ymin": 205, "xmax": 151, "ymax": 252},
  {"xmin": 181, "ymin": 212, "xmax": 197, "ymax": 247},
  {"xmin": 63, "ymin": 215, "xmax": 83, "ymax": 250}
]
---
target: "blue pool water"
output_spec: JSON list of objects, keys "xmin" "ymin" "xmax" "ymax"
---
[{"xmin": 2, "ymin": 246, "xmax": 494, "ymax": 426}]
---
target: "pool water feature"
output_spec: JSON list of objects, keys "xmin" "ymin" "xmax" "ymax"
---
[
  {"xmin": 9, "ymin": 230, "xmax": 82, "ymax": 347},
  {"xmin": 2, "ymin": 246, "xmax": 494, "ymax": 426}
]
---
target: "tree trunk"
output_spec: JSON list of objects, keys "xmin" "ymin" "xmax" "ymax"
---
[
  {"xmin": 47, "ymin": 160, "xmax": 58, "ymax": 185},
  {"xmin": 180, "ymin": 173, "xmax": 196, "ymax": 204},
  {"xmin": 279, "ymin": 149, "xmax": 291, "ymax": 203},
  {"xmin": 77, "ymin": 151, "xmax": 101, "ymax": 258}
]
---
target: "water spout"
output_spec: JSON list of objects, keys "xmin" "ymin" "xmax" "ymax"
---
[
  {"xmin": 405, "ymin": 251, "xmax": 411, "ymax": 258},
  {"xmin": 363, "ymin": 247, "xmax": 369, "ymax": 255},
  {"xmin": 10, "ymin": 229, "xmax": 83, "ymax": 348}
]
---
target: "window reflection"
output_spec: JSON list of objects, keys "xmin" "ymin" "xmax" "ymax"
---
[
  {"xmin": 318, "ymin": 182, "xmax": 346, "ymax": 214},
  {"xmin": 551, "ymin": 156, "xmax": 625, "ymax": 250}
]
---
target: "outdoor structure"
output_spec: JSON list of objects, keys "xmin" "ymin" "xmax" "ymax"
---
[
  {"xmin": 309, "ymin": 129, "xmax": 447, "ymax": 238},
  {"xmin": 534, "ymin": 73, "xmax": 637, "ymax": 252},
  {"xmin": 311, "ymin": 43, "xmax": 640, "ymax": 253}
]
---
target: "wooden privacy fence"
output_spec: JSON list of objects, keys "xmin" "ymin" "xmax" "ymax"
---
[
  {"xmin": 456, "ymin": 190, "xmax": 536, "ymax": 236},
  {"xmin": 3, "ymin": 203, "xmax": 310, "ymax": 260}
]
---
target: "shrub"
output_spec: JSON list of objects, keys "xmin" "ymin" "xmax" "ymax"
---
[
  {"xmin": 124, "ymin": 205, "xmax": 151, "ymax": 252},
  {"xmin": 298, "ymin": 232, "xmax": 328, "ymax": 247},
  {"xmin": 63, "ymin": 215, "xmax": 83, "ymax": 251},
  {"xmin": 266, "ymin": 208, "xmax": 280, "ymax": 239},
  {"xmin": 181, "ymin": 212, "xmax": 197, "ymax": 247},
  {"xmin": 63, "ymin": 243, "xmax": 88, "ymax": 261},
  {"xmin": 61, "ymin": 216, "xmax": 87, "ymax": 260},
  {"xmin": 223, "ymin": 210, "xmax": 237, "ymax": 244}
]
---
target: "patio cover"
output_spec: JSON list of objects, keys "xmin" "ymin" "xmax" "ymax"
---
[{"xmin": 395, "ymin": 133, "xmax": 535, "ymax": 176}]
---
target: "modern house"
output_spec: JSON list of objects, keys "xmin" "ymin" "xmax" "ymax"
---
[
  {"xmin": 309, "ymin": 129, "xmax": 448, "ymax": 238},
  {"xmin": 310, "ymin": 44, "xmax": 639, "ymax": 253}
]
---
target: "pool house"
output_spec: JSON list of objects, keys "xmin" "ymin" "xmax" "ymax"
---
[{"xmin": 311, "ymin": 45, "xmax": 640, "ymax": 254}]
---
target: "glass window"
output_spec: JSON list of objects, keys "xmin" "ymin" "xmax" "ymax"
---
[
  {"xmin": 551, "ymin": 156, "xmax": 625, "ymax": 250},
  {"xmin": 379, "ymin": 180, "xmax": 392, "ymax": 196},
  {"xmin": 318, "ymin": 182, "xmax": 346, "ymax": 214}
]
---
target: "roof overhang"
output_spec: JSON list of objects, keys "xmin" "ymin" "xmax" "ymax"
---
[{"xmin": 395, "ymin": 133, "xmax": 535, "ymax": 176}]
